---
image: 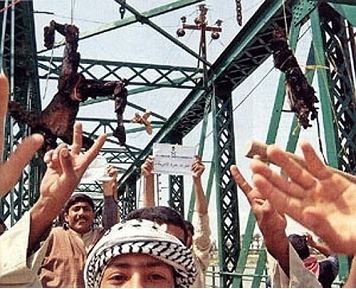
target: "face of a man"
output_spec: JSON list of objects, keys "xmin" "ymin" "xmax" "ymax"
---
[
  {"xmin": 100, "ymin": 253, "xmax": 175, "ymax": 288},
  {"xmin": 64, "ymin": 201, "xmax": 95, "ymax": 234}
]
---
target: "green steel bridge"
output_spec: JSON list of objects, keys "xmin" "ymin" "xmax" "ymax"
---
[{"xmin": 0, "ymin": 0, "xmax": 355, "ymax": 287}]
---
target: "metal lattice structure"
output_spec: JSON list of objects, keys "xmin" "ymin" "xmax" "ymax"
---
[{"xmin": 0, "ymin": 0, "xmax": 355, "ymax": 287}]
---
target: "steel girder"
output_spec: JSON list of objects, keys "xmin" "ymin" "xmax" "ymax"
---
[
  {"xmin": 0, "ymin": 1, "xmax": 44, "ymax": 225},
  {"xmin": 212, "ymin": 84, "xmax": 239, "ymax": 288},
  {"xmin": 1, "ymin": 0, "xmax": 355, "ymax": 286},
  {"xmin": 37, "ymin": 56, "xmax": 204, "ymax": 91}
]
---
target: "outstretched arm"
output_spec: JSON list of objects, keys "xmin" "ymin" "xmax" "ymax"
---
[
  {"xmin": 192, "ymin": 156, "xmax": 207, "ymax": 214},
  {"xmin": 141, "ymin": 156, "xmax": 155, "ymax": 207},
  {"xmin": 101, "ymin": 165, "xmax": 119, "ymax": 229},
  {"xmin": 29, "ymin": 122, "xmax": 106, "ymax": 252},
  {"xmin": 230, "ymin": 165, "xmax": 289, "ymax": 275},
  {"xmin": 251, "ymin": 141, "xmax": 356, "ymax": 255},
  {"xmin": 0, "ymin": 73, "xmax": 44, "ymax": 197},
  {"xmin": 305, "ymin": 233, "xmax": 333, "ymax": 257}
]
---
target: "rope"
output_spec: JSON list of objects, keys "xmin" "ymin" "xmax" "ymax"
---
[
  {"xmin": 42, "ymin": 46, "xmax": 55, "ymax": 100},
  {"xmin": 281, "ymin": 0, "xmax": 289, "ymax": 41}
]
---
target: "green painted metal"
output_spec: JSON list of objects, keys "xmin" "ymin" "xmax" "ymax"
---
[
  {"xmin": 317, "ymin": 4, "xmax": 356, "ymax": 280},
  {"xmin": 113, "ymin": 0, "xmax": 210, "ymax": 67},
  {"xmin": 187, "ymin": 94, "xmax": 211, "ymax": 221},
  {"xmin": 3, "ymin": 0, "xmax": 356, "ymax": 285},
  {"xmin": 37, "ymin": 0, "xmax": 205, "ymax": 53},
  {"xmin": 120, "ymin": 174, "xmax": 137, "ymax": 218},
  {"xmin": 251, "ymin": 247, "xmax": 267, "ymax": 288},
  {"xmin": 168, "ymin": 134, "xmax": 185, "ymax": 216},
  {"xmin": 0, "ymin": 0, "xmax": 44, "ymax": 225},
  {"xmin": 38, "ymin": 56, "xmax": 203, "ymax": 90},
  {"xmin": 82, "ymin": 77, "xmax": 201, "ymax": 108},
  {"xmin": 330, "ymin": 4, "xmax": 356, "ymax": 25},
  {"xmin": 233, "ymin": 15, "xmax": 303, "ymax": 288},
  {"xmin": 233, "ymin": 210, "xmax": 256, "ymax": 287},
  {"xmin": 310, "ymin": 9, "xmax": 339, "ymax": 166},
  {"xmin": 212, "ymin": 84, "xmax": 239, "ymax": 287}
]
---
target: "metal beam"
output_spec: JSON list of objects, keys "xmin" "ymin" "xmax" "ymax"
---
[
  {"xmin": 37, "ymin": 0, "xmax": 204, "ymax": 53},
  {"xmin": 38, "ymin": 56, "xmax": 203, "ymax": 90},
  {"xmin": 113, "ymin": 0, "xmax": 210, "ymax": 66}
]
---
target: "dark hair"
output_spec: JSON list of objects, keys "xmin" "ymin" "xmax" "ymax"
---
[
  {"xmin": 63, "ymin": 193, "xmax": 95, "ymax": 213},
  {"xmin": 184, "ymin": 220, "xmax": 194, "ymax": 236},
  {"xmin": 124, "ymin": 206, "xmax": 188, "ymax": 244},
  {"xmin": 288, "ymin": 234, "xmax": 310, "ymax": 260}
]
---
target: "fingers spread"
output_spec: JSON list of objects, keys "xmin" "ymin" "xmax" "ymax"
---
[
  {"xmin": 267, "ymin": 145, "xmax": 316, "ymax": 190},
  {"xmin": 252, "ymin": 173, "xmax": 303, "ymax": 220},
  {"xmin": 300, "ymin": 141, "xmax": 331, "ymax": 180}
]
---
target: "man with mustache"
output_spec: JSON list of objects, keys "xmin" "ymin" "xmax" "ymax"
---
[{"xmin": 39, "ymin": 166, "xmax": 119, "ymax": 288}]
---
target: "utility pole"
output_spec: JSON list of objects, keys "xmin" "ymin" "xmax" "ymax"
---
[{"xmin": 177, "ymin": 4, "xmax": 222, "ymax": 86}]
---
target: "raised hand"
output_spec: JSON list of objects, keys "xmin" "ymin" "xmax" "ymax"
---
[
  {"xmin": 101, "ymin": 165, "xmax": 118, "ymax": 198},
  {"xmin": 251, "ymin": 141, "xmax": 356, "ymax": 255},
  {"xmin": 0, "ymin": 73, "xmax": 44, "ymax": 197},
  {"xmin": 192, "ymin": 155, "xmax": 205, "ymax": 180},
  {"xmin": 29, "ymin": 122, "xmax": 106, "ymax": 250},
  {"xmin": 141, "ymin": 155, "xmax": 154, "ymax": 178},
  {"xmin": 231, "ymin": 164, "xmax": 289, "ymax": 273}
]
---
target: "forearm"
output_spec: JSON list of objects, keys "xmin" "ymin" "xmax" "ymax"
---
[
  {"xmin": 265, "ymin": 232, "xmax": 289, "ymax": 276},
  {"xmin": 143, "ymin": 175, "xmax": 155, "ymax": 207},
  {"xmin": 29, "ymin": 195, "xmax": 61, "ymax": 252},
  {"xmin": 103, "ymin": 196, "xmax": 119, "ymax": 229},
  {"xmin": 311, "ymin": 242, "xmax": 332, "ymax": 257},
  {"xmin": 194, "ymin": 177, "xmax": 208, "ymax": 214}
]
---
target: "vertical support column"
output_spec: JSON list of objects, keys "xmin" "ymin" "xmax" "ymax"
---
[
  {"xmin": 0, "ymin": 0, "xmax": 43, "ymax": 225},
  {"xmin": 310, "ymin": 9, "xmax": 339, "ymax": 166},
  {"xmin": 167, "ymin": 132, "xmax": 184, "ymax": 216},
  {"xmin": 119, "ymin": 174, "xmax": 137, "ymax": 219},
  {"xmin": 311, "ymin": 5, "xmax": 356, "ymax": 281},
  {"xmin": 212, "ymin": 83, "xmax": 240, "ymax": 287}
]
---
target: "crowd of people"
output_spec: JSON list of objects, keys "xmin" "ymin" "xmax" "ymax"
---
[{"xmin": 0, "ymin": 68, "xmax": 355, "ymax": 288}]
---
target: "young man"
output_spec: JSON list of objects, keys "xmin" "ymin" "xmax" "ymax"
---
[
  {"xmin": 0, "ymin": 121, "xmax": 107, "ymax": 287},
  {"xmin": 140, "ymin": 155, "xmax": 212, "ymax": 287},
  {"xmin": 40, "ymin": 166, "xmax": 119, "ymax": 287},
  {"xmin": 288, "ymin": 233, "xmax": 339, "ymax": 287},
  {"xmin": 84, "ymin": 218, "xmax": 197, "ymax": 288}
]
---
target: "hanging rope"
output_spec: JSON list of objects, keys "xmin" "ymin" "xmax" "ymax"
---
[
  {"xmin": 281, "ymin": 0, "xmax": 289, "ymax": 42},
  {"xmin": 70, "ymin": 0, "xmax": 75, "ymax": 24},
  {"xmin": 42, "ymin": 46, "xmax": 55, "ymax": 100}
]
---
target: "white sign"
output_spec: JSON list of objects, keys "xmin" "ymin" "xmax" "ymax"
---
[{"xmin": 153, "ymin": 143, "xmax": 196, "ymax": 176}]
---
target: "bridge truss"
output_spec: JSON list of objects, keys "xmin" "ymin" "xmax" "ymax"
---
[{"xmin": 0, "ymin": 0, "xmax": 355, "ymax": 287}]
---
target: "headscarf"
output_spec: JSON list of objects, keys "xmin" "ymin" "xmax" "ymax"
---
[{"xmin": 84, "ymin": 218, "xmax": 197, "ymax": 288}]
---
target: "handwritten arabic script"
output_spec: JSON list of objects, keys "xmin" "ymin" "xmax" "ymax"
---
[{"xmin": 153, "ymin": 143, "xmax": 195, "ymax": 176}]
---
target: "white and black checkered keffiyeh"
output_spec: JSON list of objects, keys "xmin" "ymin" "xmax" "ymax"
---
[{"xmin": 84, "ymin": 219, "xmax": 197, "ymax": 288}]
